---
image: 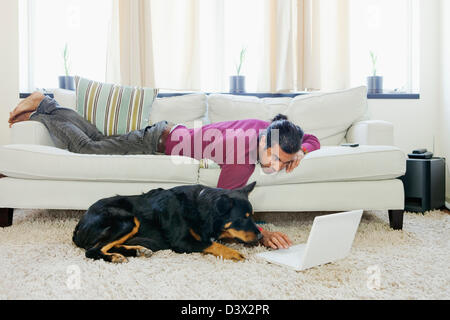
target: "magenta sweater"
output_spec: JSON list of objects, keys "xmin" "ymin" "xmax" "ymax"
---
[{"xmin": 165, "ymin": 119, "xmax": 321, "ymax": 189}]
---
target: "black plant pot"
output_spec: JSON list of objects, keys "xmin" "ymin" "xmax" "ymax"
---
[
  {"xmin": 58, "ymin": 76, "xmax": 75, "ymax": 91},
  {"xmin": 367, "ymin": 76, "xmax": 383, "ymax": 94},
  {"xmin": 230, "ymin": 75, "xmax": 246, "ymax": 93}
]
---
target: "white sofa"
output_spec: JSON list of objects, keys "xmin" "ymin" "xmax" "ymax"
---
[{"xmin": 0, "ymin": 86, "xmax": 406, "ymax": 229}]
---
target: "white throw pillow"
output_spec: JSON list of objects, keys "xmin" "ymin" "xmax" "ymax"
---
[
  {"xmin": 207, "ymin": 87, "xmax": 368, "ymax": 146},
  {"xmin": 207, "ymin": 94, "xmax": 290, "ymax": 123},
  {"xmin": 150, "ymin": 93, "xmax": 207, "ymax": 128},
  {"xmin": 286, "ymin": 86, "xmax": 368, "ymax": 145},
  {"xmin": 52, "ymin": 88, "xmax": 77, "ymax": 110}
]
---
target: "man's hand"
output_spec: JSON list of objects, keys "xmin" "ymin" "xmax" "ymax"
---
[
  {"xmin": 285, "ymin": 150, "xmax": 305, "ymax": 173},
  {"xmin": 259, "ymin": 229, "xmax": 293, "ymax": 249}
]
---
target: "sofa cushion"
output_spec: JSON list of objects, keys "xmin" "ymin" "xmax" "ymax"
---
[
  {"xmin": 286, "ymin": 87, "xmax": 369, "ymax": 145},
  {"xmin": 149, "ymin": 93, "xmax": 208, "ymax": 128},
  {"xmin": 0, "ymin": 144, "xmax": 199, "ymax": 184},
  {"xmin": 198, "ymin": 145, "xmax": 406, "ymax": 187},
  {"xmin": 51, "ymin": 89, "xmax": 208, "ymax": 129},
  {"xmin": 52, "ymin": 88, "xmax": 77, "ymax": 110},
  {"xmin": 207, "ymin": 87, "xmax": 369, "ymax": 146},
  {"xmin": 74, "ymin": 76, "xmax": 159, "ymax": 136},
  {"xmin": 207, "ymin": 94, "xmax": 290, "ymax": 123}
]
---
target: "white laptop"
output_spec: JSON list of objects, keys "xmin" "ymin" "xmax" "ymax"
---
[{"xmin": 256, "ymin": 210, "xmax": 363, "ymax": 271}]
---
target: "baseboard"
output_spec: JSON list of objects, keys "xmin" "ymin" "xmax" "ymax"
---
[{"xmin": 446, "ymin": 201, "xmax": 450, "ymax": 210}]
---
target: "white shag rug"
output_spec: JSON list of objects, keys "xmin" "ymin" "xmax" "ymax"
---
[{"xmin": 0, "ymin": 208, "xmax": 449, "ymax": 300}]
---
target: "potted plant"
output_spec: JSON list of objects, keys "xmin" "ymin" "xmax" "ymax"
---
[
  {"xmin": 58, "ymin": 43, "xmax": 75, "ymax": 90},
  {"xmin": 367, "ymin": 51, "xmax": 383, "ymax": 93},
  {"xmin": 230, "ymin": 47, "xmax": 246, "ymax": 93}
]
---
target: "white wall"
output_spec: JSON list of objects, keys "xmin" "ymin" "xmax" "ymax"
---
[
  {"xmin": 0, "ymin": 0, "xmax": 19, "ymax": 146},
  {"xmin": 440, "ymin": 0, "xmax": 450, "ymax": 202}
]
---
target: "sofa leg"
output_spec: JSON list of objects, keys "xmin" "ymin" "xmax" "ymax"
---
[
  {"xmin": 388, "ymin": 210, "xmax": 404, "ymax": 230},
  {"xmin": 0, "ymin": 208, "xmax": 14, "ymax": 227}
]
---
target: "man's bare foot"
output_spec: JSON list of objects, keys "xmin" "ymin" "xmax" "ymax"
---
[
  {"xmin": 9, "ymin": 111, "xmax": 34, "ymax": 128},
  {"xmin": 9, "ymin": 91, "xmax": 45, "ymax": 123}
]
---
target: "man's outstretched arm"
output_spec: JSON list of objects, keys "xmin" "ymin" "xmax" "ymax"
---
[
  {"xmin": 302, "ymin": 133, "xmax": 321, "ymax": 153},
  {"xmin": 285, "ymin": 133, "xmax": 321, "ymax": 173}
]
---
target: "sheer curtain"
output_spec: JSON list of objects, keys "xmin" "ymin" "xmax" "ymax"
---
[
  {"xmin": 106, "ymin": 0, "xmax": 155, "ymax": 88},
  {"xmin": 299, "ymin": 0, "xmax": 350, "ymax": 91},
  {"xmin": 106, "ymin": 0, "xmax": 351, "ymax": 92}
]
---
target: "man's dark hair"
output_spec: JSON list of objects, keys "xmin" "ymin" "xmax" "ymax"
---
[{"xmin": 263, "ymin": 114, "xmax": 304, "ymax": 154}]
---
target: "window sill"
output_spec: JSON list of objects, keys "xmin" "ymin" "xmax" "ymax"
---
[
  {"xmin": 158, "ymin": 91, "xmax": 421, "ymax": 99},
  {"xmin": 367, "ymin": 92, "xmax": 420, "ymax": 99},
  {"xmin": 19, "ymin": 93, "xmax": 54, "ymax": 99},
  {"xmin": 20, "ymin": 91, "xmax": 420, "ymax": 100}
]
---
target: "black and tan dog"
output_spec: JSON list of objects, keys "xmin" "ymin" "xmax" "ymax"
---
[{"xmin": 72, "ymin": 182, "xmax": 261, "ymax": 263}]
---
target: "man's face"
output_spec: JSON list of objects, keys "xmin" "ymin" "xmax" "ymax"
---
[{"xmin": 258, "ymin": 135, "xmax": 299, "ymax": 174}]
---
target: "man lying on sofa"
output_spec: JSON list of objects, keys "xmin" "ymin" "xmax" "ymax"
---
[{"xmin": 8, "ymin": 92, "xmax": 321, "ymax": 249}]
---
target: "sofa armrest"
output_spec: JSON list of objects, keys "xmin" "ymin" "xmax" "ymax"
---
[
  {"xmin": 346, "ymin": 120, "xmax": 394, "ymax": 146},
  {"xmin": 10, "ymin": 121, "xmax": 56, "ymax": 147}
]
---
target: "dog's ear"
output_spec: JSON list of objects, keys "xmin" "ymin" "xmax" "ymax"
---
[
  {"xmin": 237, "ymin": 181, "xmax": 256, "ymax": 197},
  {"xmin": 215, "ymin": 194, "xmax": 233, "ymax": 215}
]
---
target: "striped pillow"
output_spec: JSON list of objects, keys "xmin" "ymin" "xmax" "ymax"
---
[{"xmin": 74, "ymin": 76, "xmax": 158, "ymax": 136}]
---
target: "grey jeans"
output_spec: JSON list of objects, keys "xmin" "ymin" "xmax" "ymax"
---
[{"xmin": 29, "ymin": 96, "xmax": 170, "ymax": 155}]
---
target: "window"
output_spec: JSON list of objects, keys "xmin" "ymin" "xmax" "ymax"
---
[
  {"xmin": 348, "ymin": 0, "xmax": 420, "ymax": 92},
  {"xmin": 19, "ymin": 0, "xmax": 419, "ymax": 94},
  {"xmin": 150, "ymin": 0, "xmax": 273, "ymax": 92},
  {"xmin": 19, "ymin": 0, "xmax": 112, "ymax": 92}
]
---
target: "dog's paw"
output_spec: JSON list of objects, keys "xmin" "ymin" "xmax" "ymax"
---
[
  {"xmin": 110, "ymin": 253, "xmax": 128, "ymax": 264},
  {"xmin": 203, "ymin": 242, "xmax": 245, "ymax": 262},
  {"xmin": 136, "ymin": 247, "xmax": 153, "ymax": 258},
  {"xmin": 227, "ymin": 250, "xmax": 245, "ymax": 262}
]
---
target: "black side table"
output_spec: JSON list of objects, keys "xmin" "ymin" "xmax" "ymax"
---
[{"xmin": 400, "ymin": 157, "xmax": 446, "ymax": 212}]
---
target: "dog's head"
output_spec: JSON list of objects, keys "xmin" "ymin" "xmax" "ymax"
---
[{"xmin": 197, "ymin": 182, "xmax": 261, "ymax": 244}]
